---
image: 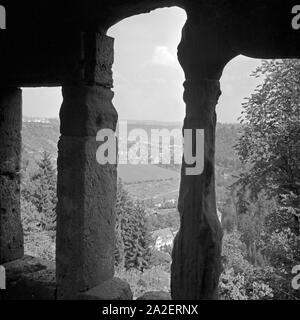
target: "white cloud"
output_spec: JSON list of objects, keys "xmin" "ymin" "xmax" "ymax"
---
[{"xmin": 151, "ymin": 46, "xmax": 177, "ymax": 68}]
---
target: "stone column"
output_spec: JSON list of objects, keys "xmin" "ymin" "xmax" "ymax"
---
[
  {"xmin": 0, "ymin": 87, "xmax": 24, "ymax": 263},
  {"xmin": 171, "ymin": 17, "xmax": 235, "ymax": 299},
  {"xmin": 56, "ymin": 34, "xmax": 118, "ymax": 299}
]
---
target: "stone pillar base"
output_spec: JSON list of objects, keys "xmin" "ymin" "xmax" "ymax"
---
[
  {"xmin": 79, "ymin": 277, "xmax": 133, "ymax": 300},
  {"xmin": 137, "ymin": 291, "xmax": 171, "ymax": 300},
  {"xmin": 0, "ymin": 255, "xmax": 55, "ymax": 300}
]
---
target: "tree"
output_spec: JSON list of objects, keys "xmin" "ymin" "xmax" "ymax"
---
[
  {"xmin": 235, "ymin": 59, "xmax": 300, "ymax": 234},
  {"xmin": 115, "ymin": 179, "xmax": 152, "ymax": 271},
  {"xmin": 233, "ymin": 59, "xmax": 300, "ymax": 299},
  {"xmin": 22, "ymin": 151, "xmax": 57, "ymax": 231},
  {"xmin": 220, "ymin": 230, "xmax": 274, "ymax": 300}
]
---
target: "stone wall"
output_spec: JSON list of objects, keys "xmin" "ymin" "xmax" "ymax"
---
[{"xmin": 0, "ymin": 87, "xmax": 23, "ymax": 264}]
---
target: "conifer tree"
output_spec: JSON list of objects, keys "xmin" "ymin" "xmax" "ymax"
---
[
  {"xmin": 115, "ymin": 179, "xmax": 151, "ymax": 271},
  {"xmin": 29, "ymin": 151, "xmax": 57, "ymax": 231}
]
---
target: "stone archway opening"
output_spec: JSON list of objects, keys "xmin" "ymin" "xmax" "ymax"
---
[
  {"xmin": 213, "ymin": 56, "xmax": 263, "ymax": 295},
  {"xmin": 215, "ymin": 54, "xmax": 262, "ymax": 217},
  {"xmin": 20, "ymin": 87, "xmax": 62, "ymax": 262},
  {"xmin": 107, "ymin": 7, "xmax": 186, "ymax": 299}
]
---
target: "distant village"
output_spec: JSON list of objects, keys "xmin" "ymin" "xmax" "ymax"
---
[{"xmin": 149, "ymin": 198, "xmax": 223, "ymax": 252}]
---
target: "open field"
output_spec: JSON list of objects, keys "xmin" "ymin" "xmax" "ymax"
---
[
  {"xmin": 118, "ymin": 164, "xmax": 179, "ymax": 184},
  {"xmin": 123, "ymin": 178, "xmax": 180, "ymax": 202}
]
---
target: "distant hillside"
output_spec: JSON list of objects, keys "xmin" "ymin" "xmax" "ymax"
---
[
  {"xmin": 215, "ymin": 123, "xmax": 241, "ymax": 170},
  {"xmin": 21, "ymin": 117, "xmax": 241, "ymax": 185},
  {"xmin": 118, "ymin": 164, "xmax": 179, "ymax": 184},
  {"xmin": 22, "ymin": 118, "xmax": 60, "ymax": 161}
]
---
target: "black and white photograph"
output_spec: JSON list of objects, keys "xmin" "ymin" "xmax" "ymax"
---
[{"xmin": 0, "ymin": 0, "xmax": 299, "ymax": 309}]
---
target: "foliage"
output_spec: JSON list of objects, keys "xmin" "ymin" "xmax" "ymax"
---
[
  {"xmin": 223, "ymin": 190, "xmax": 300, "ymax": 299},
  {"xmin": 236, "ymin": 192, "xmax": 275, "ymax": 264},
  {"xmin": 260, "ymin": 228, "xmax": 300, "ymax": 299},
  {"xmin": 146, "ymin": 209, "xmax": 179, "ymax": 232},
  {"xmin": 220, "ymin": 230, "xmax": 274, "ymax": 300},
  {"xmin": 232, "ymin": 59, "xmax": 300, "ymax": 300},
  {"xmin": 116, "ymin": 265, "xmax": 170, "ymax": 299},
  {"xmin": 115, "ymin": 179, "xmax": 152, "ymax": 271},
  {"xmin": 219, "ymin": 268, "xmax": 248, "ymax": 300},
  {"xmin": 21, "ymin": 197, "xmax": 41, "ymax": 234},
  {"xmin": 221, "ymin": 197, "xmax": 237, "ymax": 233},
  {"xmin": 20, "ymin": 151, "xmax": 57, "ymax": 260},
  {"xmin": 235, "ymin": 59, "xmax": 300, "ymax": 230},
  {"xmin": 21, "ymin": 151, "xmax": 57, "ymax": 231},
  {"xmin": 149, "ymin": 249, "xmax": 172, "ymax": 272},
  {"xmin": 222, "ymin": 230, "xmax": 252, "ymax": 273},
  {"xmin": 23, "ymin": 231, "xmax": 55, "ymax": 261},
  {"xmin": 216, "ymin": 123, "xmax": 241, "ymax": 170}
]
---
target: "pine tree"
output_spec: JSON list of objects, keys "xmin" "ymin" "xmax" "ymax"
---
[
  {"xmin": 115, "ymin": 179, "xmax": 151, "ymax": 271},
  {"xmin": 29, "ymin": 151, "xmax": 57, "ymax": 231}
]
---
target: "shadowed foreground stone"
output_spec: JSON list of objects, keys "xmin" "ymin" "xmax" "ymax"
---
[
  {"xmin": 0, "ymin": 255, "xmax": 55, "ymax": 300},
  {"xmin": 0, "ymin": 87, "xmax": 24, "ymax": 264},
  {"xmin": 80, "ymin": 277, "xmax": 133, "ymax": 300},
  {"xmin": 56, "ymin": 60, "xmax": 119, "ymax": 298},
  {"xmin": 171, "ymin": 18, "xmax": 226, "ymax": 300},
  {"xmin": 137, "ymin": 291, "xmax": 171, "ymax": 300},
  {"xmin": 55, "ymin": 32, "xmax": 118, "ymax": 300},
  {"xmin": 10, "ymin": 269, "xmax": 56, "ymax": 300}
]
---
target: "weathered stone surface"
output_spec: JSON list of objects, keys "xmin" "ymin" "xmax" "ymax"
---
[
  {"xmin": 56, "ymin": 84, "xmax": 118, "ymax": 300},
  {"xmin": 56, "ymin": 137, "xmax": 117, "ymax": 299},
  {"xmin": 0, "ymin": 87, "xmax": 22, "ymax": 174},
  {"xmin": 60, "ymin": 85, "xmax": 117, "ymax": 137},
  {"xmin": 80, "ymin": 277, "xmax": 133, "ymax": 300},
  {"xmin": 13, "ymin": 269, "xmax": 56, "ymax": 300},
  {"xmin": 83, "ymin": 33, "xmax": 114, "ymax": 88},
  {"xmin": 3, "ymin": 255, "xmax": 54, "ymax": 282},
  {"xmin": 1, "ymin": 256, "xmax": 56, "ymax": 300},
  {"xmin": 1, "ymin": 32, "xmax": 114, "ymax": 87},
  {"xmin": 171, "ymin": 21, "xmax": 224, "ymax": 300},
  {"xmin": 0, "ymin": 176, "xmax": 23, "ymax": 264},
  {"xmin": 0, "ymin": 87, "xmax": 23, "ymax": 264},
  {"xmin": 137, "ymin": 291, "xmax": 171, "ymax": 300}
]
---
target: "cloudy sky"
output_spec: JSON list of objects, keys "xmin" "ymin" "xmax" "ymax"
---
[{"xmin": 23, "ymin": 7, "xmax": 261, "ymax": 123}]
